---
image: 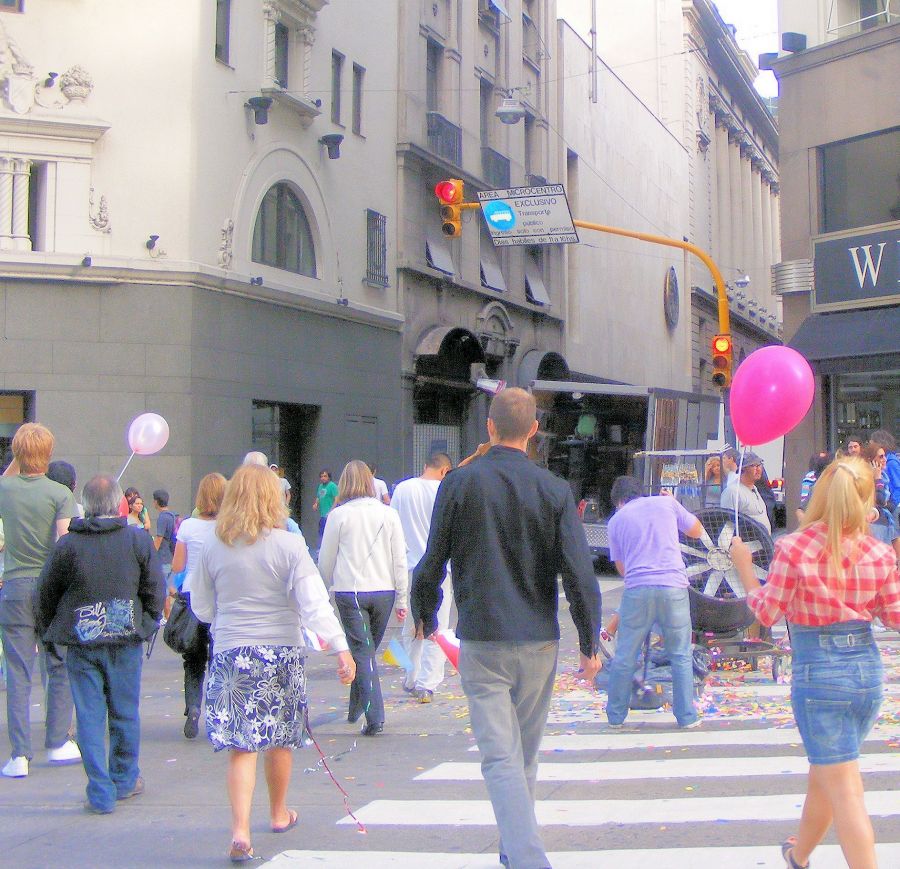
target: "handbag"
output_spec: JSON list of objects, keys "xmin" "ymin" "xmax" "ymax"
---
[{"xmin": 163, "ymin": 593, "xmax": 201, "ymax": 654}]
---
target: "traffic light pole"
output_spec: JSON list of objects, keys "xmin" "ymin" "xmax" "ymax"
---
[{"xmin": 571, "ymin": 219, "xmax": 730, "ymax": 338}]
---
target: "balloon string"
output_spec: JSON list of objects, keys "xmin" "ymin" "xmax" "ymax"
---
[
  {"xmin": 116, "ymin": 451, "xmax": 136, "ymax": 483},
  {"xmin": 734, "ymin": 446, "xmax": 746, "ymax": 532}
]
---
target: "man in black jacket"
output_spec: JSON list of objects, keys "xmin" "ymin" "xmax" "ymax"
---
[
  {"xmin": 413, "ymin": 387, "xmax": 601, "ymax": 869},
  {"xmin": 37, "ymin": 474, "xmax": 165, "ymax": 814}
]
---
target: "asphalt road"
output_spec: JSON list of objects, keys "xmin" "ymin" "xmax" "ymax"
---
[{"xmin": 3, "ymin": 575, "xmax": 899, "ymax": 868}]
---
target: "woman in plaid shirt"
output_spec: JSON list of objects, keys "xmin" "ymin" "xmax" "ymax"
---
[{"xmin": 732, "ymin": 457, "xmax": 900, "ymax": 869}]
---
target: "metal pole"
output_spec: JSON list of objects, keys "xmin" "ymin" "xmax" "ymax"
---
[{"xmin": 572, "ymin": 218, "xmax": 730, "ymax": 337}]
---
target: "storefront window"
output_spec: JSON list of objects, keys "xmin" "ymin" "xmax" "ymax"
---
[
  {"xmin": 820, "ymin": 127, "xmax": 900, "ymax": 233},
  {"xmin": 831, "ymin": 369, "xmax": 900, "ymax": 450}
]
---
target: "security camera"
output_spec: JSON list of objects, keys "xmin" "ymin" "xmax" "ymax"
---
[
  {"xmin": 495, "ymin": 98, "xmax": 526, "ymax": 125},
  {"xmin": 320, "ymin": 133, "xmax": 344, "ymax": 159}
]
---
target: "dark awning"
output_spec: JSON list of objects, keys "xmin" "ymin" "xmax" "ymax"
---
[{"xmin": 788, "ymin": 306, "xmax": 900, "ymax": 374}]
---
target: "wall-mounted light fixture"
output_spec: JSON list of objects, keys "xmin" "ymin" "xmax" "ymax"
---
[
  {"xmin": 320, "ymin": 133, "xmax": 344, "ymax": 159},
  {"xmin": 336, "ymin": 296, "xmax": 349, "ymax": 306},
  {"xmin": 146, "ymin": 234, "xmax": 159, "ymax": 251},
  {"xmin": 733, "ymin": 270, "xmax": 751, "ymax": 289},
  {"xmin": 45, "ymin": 72, "xmax": 58, "ymax": 88},
  {"xmin": 250, "ymin": 276, "xmax": 264, "ymax": 286},
  {"xmin": 81, "ymin": 254, "xmax": 92, "ymax": 267},
  {"xmin": 246, "ymin": 96, "xmax": 273, "ymax": 125}
]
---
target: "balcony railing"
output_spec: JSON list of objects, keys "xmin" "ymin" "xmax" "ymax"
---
[
  {"xmin": 481, "ymin": 146, "xmax": 511, "ymax": 189},
  {"xmin": 427, "ymin": 112, "xmax": 462, "ymax": 167}
]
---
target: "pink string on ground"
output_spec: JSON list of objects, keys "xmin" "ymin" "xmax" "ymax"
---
[{"xmin": 303, "ymin": 706, "xmax": 367, "ymax": 834}]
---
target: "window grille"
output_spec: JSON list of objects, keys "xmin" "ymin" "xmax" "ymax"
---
[{"xmin": 365, "ymin": 209, "xmax": 389, "ymax": 287}]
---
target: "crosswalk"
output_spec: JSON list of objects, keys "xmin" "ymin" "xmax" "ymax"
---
[{"xmin": 264, "ymin": 641, "xmax": 900, "ymax": 868}]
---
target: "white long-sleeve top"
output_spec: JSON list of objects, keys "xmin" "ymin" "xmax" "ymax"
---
[
  {"xmin": 317, "ymin": 497, "xmax": 408, "ymax": 609},
  {"xmin": 190, "ymin": 527, "xmax": 349, "ymax": 655}
]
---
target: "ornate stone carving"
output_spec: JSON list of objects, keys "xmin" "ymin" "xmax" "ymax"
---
[
  {"xmin": 88, "ymin": 187, "xmax": 111, "ymax": 233},
  {"xmin": 217, "ymin": 218, "xmax": 235, "ymax": 269},
  {"xmin": 59, "ymin": 66, "xmax": 94, "ymax": 102}
]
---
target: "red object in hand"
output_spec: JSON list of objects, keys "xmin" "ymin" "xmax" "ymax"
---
[{"xmin": 432, "ymin": 630, "xmax": 460, "ymax": 670}]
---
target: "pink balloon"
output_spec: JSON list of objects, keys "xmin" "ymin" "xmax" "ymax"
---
[
  {"xmin": 729, "ymin": 346, "xmax": 814, "ymax": 446},
  {"xmin": 128, "ymin": 413, "xmax": 170, "ymax": 456},
  {"xmin": 118, "ymin": 495, "xmax": 129, "ymax": 517}
]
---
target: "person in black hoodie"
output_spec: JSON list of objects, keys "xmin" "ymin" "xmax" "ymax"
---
[{"xmin": 37, "ymin": 474, "xmax": 165, "ymax": 814}]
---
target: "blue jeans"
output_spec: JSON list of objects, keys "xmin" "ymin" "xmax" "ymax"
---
[
  {"xmin": 790, "ymin": 621, "xmax": 882, "ymax": 765},
  {"xmin": 66, "ymin": 643, "xmax": 143, "ymax": 811},
  {"xmin": 606, "ymin": 586, "xmax": 697, "ymax": 727},
  {"xmin": 460, "ymin": 640, "xmax": 558, "ymax": 869},
  {"xmin": 0, "ymin": 576, "xmax": 74, "ymax": 759},
  {"xmin": 334, "ymin": 591, "xmax": 395, "ymax": 726}
]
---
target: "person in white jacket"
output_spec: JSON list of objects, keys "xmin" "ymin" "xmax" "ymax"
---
[{"xmin": 318, "ymin": 460, "xmax": 408, "ymax": 736}]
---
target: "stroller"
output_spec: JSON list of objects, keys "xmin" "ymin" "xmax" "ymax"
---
[{"xmin": 679, "ymin": 507, "xmax": 790, "ymax": 681}]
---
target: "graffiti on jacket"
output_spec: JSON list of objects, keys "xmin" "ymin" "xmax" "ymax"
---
[{"xmin": 73, "ymin": 599, "xmax": 135, "ymax": 642}]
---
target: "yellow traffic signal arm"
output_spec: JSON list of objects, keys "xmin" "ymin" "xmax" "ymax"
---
[{"xmin": 572, "ymin": 219, "xmax": 730, "ymax": 338}]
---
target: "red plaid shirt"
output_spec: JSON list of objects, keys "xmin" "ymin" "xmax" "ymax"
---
[{"xmin": 748, "ymin": 522, "xmax": 900, "ymax": 628}]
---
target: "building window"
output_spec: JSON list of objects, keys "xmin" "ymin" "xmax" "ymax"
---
[
  {"xmin": 0, "ymin": 392, "xmax": 31, "ymax": 467},
  {"xmin": 331, "ymin": 51, "xmax": 344, "ymax": 124},
  {"xmin": 352, "ymin": 63, "xmax": 365, "ymax": 135},
  {"xmin": 480, "ymin": 225, "xmax": 506, "ymax": 292},
  {"xmin": 820, "ymin": 127, "xmax": 900, "ymax": 233},
  {"xmin": 252, "ymin": 182, "xmax": 317, "ymax": 278},
  {"xmin": 479, "ymin": 78, "xmax": 493, "ymax": 147},
  {"xmin": 426, "ymin": 40, "xmax": 442, "ymax": 112},
  {"xmin": 524, "ymin": 247, "xmax": 550, "ymax": 305},
  {"xmin": 274, "ymin": 22, "xmax": 290, "ymax": 88},
  {"xmin": 215, "ymin": 0, "xmax": 231, "ymax": 63},
  {"xmin": 365, "ymin": 209, "xmax": 388, "ymax": 287}
]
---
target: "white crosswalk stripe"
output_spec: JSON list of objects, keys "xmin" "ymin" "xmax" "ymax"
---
[
  {"xmin": 265, "ymin": 844, "xmax": 900, "ymax": 868},
  {"xmin": 266, "ymin": 649, "xmax": 900, "ymax": 867}
]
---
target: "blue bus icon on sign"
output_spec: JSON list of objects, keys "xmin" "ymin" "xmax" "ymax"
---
[{"xmin": 483, "ymin": 200, "xmax": 516, "ymax": 232}]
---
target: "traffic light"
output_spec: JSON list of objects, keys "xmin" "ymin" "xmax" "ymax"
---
[
  {"xmin": 434, "ymin": 179, "xmax": 464, "ymax": 237},
  {"xmin": 711, "ymin": 334, "xmax": 733, "ymax": 389}
]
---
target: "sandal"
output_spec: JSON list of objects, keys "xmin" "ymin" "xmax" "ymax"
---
[
  {"xmin": 271, "ymin": 809, "xmax": 298, "ymax": 833},
  {"xmin": 228, "ymin": 841, "xmax": 254, "ymax": 863},
  {"xmin": 781, "ymin": 838, "xmax": 809, "ymax": 869}
]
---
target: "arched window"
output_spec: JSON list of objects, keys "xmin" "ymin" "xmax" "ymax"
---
[{"xmin": 252, "ymin": 182, "xmax": 317, "ymax": 277}]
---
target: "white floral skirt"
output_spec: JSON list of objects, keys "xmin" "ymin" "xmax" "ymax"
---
[{"xmin": 205, "ymin": 645, "xmax": 307, "ymax": 752}]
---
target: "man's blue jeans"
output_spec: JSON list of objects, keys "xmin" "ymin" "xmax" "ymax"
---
[
  {"xmin": 460, "ymin": 640, "xmax": 558, "ymax": 869},
  {"xmin": 606, "ymin": 586, "xmax": 697, "ymax": 727},
  {"xmin": 66, "ymin": 643, "xmax": 143, "ymax": 811}
]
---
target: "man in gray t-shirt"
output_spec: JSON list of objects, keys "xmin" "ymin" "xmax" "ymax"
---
[
  {"xmin": 720, "ymin": 452, "xmax": 771, "ymax": 533},
  {"xmin": 0, "ymin": 423, "xmax": 80, "ymax": 778}
]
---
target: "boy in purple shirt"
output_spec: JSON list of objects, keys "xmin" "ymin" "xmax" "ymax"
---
[{"xmin": 605, "ymin": 476, "xmax": 705, "ymax": 729}]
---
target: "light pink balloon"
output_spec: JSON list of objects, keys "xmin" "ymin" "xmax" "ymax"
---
[
  {"xmin": 128, "ymin": 413, "xmax": 170, "ymax": 455},
  {"xmin": 729, "ymin": 346, "xmax": 815, "ymax": 446}
]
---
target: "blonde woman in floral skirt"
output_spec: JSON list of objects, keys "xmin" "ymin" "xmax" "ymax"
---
[{"xmin": 191, "ymin": 464, "xmax": 355, "ymax": 863}]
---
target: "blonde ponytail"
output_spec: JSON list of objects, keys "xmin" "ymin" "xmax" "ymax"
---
[{"xmin": 801, "ymin": 457, "xmax": 874, "ymax": 581}]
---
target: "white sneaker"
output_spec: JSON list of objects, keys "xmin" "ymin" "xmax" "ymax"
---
[
  {"xmin": 48, "ymin": 740, "xmax": 81, "ymax": 764},
  {"xmin": 2, "ymin": 756, "xmax": 28, "ymax": 778}
]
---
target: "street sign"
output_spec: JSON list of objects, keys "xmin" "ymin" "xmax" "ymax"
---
[{"xmin": 477, "ymin": 185, "xmax": 579, "ymax": 246}]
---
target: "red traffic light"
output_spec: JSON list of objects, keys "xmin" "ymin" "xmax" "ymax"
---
[
  {"xmin": 434, "ymin": 180, "xmax": 463, "ymax": 205},
  {"xmin": 712, "ymin": 335, "xmax": 731, "ymax": 355}
]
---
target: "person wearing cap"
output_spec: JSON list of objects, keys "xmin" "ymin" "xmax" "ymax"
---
[{"xmin": 720, "ymin": 451, "xmax": 771, "ymax": 533}]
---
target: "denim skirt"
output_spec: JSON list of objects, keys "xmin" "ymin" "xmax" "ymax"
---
[{"xmin": 790, "ymin": 621, "xmax": 882, "ymax": 765}]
